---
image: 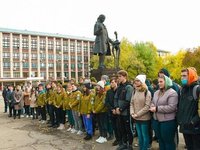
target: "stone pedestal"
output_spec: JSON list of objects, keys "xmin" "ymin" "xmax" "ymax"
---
[{"xmin": 90, "ymin": 68, "xmax": 120, "ymax": 81}]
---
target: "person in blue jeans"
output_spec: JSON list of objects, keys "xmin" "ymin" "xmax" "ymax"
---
[
  {"xmin": 130, "ymin": 75, "xmax": 152, "ymax": 150},
  {"xmin": 150, "ymin": 75, "xmax": 178, "ymax": 150}
]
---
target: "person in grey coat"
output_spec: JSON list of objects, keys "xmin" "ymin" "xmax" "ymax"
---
[{"xmin": 13, "ymin": 85, "xmax": 23, "ymax": 119}]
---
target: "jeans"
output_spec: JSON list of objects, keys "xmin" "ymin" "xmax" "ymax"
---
[
  {"xmin": 183, "ymin": 134, "xmax": 200, "ymax": 150},
  {"xmin": 152, "ymin": 119, "xmax": 176, "ymax": 150},
  {"xmin": 96, "ymin": 112, "xmax": 108, "ymax": 138},
  {"xmin": 72, "ymin": 110, "xmax": 83, "ymax": 131},
  {"xmin": 136, "ymin": 121, "xmax": 150, "ymax": 150}
]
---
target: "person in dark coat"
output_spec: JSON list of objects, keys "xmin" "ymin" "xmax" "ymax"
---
[
  {"xmin": 6, "ymin": 85, "xmax": 15, "ymax": 117},
  {"xmin": 2, "ymin": 86, "xmax": 8, "ymax": 113}
]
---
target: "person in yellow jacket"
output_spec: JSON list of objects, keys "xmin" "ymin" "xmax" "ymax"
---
[
  {"xmin": 69, "ymin": 83, "xmax": 83, "ymax": 135},
  {"xmin": 79, "ymin": 80, "xmax": 94, "ymax": 140},
  {"xmin": 36, "ymin": 83, "xmax": 46, "ymax": 124},
  {"xmin": 63, "ymin": 83, "xmax": 75, "ymax": 132},
  {"xmin": 93, "ymin": 81, "xmax": 108, "ymax": 144},
  {"xmin": 53, "ymin": 84, "xmax": 66, "ymax": 130}
]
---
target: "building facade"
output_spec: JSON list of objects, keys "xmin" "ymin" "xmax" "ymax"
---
[
  {"xmin": 0, "ymin": 28, "xmax": 94, "ymax": 83},
  {"xmin": 157, "ymin": 49, "xmax": 170, "ymax": 57}
]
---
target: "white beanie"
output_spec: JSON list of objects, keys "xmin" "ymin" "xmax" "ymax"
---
[
  {"xmin": 97, "ymin": 80, "xmax": 105, "ymax": 88},
  {"xmin": 135, "ymin": 75, "xmax": 146, "ymax": 84}
]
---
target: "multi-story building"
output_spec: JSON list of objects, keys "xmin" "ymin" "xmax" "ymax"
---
[
  {"xmin": 0, "ymin": 27, "xmax": 94, "ymax": 85},
  {"xmin": 157, "ymin": 49, "xmax": 170, "ymax": 57}
]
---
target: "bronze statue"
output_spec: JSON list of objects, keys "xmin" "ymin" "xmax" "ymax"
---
[
  {"xmin": 112, "ymin": 31, "xmax": 120, "ymax": 69},
  {"xmin": 93, "ymin": 14, "xmax": 111, "ymax": 69}
]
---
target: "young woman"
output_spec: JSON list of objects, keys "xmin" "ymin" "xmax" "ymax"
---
[
  {"xmin": 150, "ymin": 75, "xmax": 178, "ymax": 150},
  {"xmin": 13, "ymin": 85, "xmax": 23, "ymax": 119},
  {"xmin": 24, "ymin": 87, "xmax": 31, "ymax": 118},
  {"xmin": 79, "ymin": 81, "xmax": 94, "ymax": 140},
  {"xmin": 130, "ymin": 75, "xmax": 151, "ymax": 150},
  {"xmin": 30, "ymin": 88, "xmax": 37, "ymax": 119}
]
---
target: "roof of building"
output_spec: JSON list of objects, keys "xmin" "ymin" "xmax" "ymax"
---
[
  {"xmin": 0, "ymin": 27, "xmax": 94, "ymax": 42},
  {"xmin": 157, "ymin": 49, "xmax": 170, "ymax": 53}
]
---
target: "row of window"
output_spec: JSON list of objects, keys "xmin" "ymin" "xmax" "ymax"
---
[
  {"xmin": 3, "ymin": 62, "xmax": 88, "ymax": 69},
  {"xmin": 2, "ymin": 36, "xmax": 92, "ymax": 52}
]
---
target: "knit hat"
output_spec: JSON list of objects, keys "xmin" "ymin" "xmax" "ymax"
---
[
  {"xmin": 101, "ymin": 75, "xmax": 109, "ymax": 82},
  {"xmin": 159, "ymin": 68, "xmax": 170, "ymax": 77},
  {"xmin": 97, "ymin": 81, "xmax": 105, "ymax": 89},
  {"xmin": 83, "ymin": 79, "xmax": 92, "ymax": 89},
  {"xmin": 135, "ymin": 75, "xmax": 146, "ymax": 84}
]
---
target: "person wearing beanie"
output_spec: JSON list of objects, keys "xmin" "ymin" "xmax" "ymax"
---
[
  {"xmin": 177, "ymin": 68, "xmax": 200, "ymax": 150},
  {"xmin": 130, "ymin": 74, "xmax": 152, "ymax": 150},
  {"xmin": 79, "ymin": 82, "xmax": 95, "ymax": 140},
  {"xmin": 150, "ymin": 75, "xmax": 178, "ymax": 150},
  {"xmin": 93, "ymin": 80, "xmax": 108, "ymax": 144}
]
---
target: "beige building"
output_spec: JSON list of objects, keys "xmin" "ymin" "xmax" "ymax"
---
[
  {"xmin": 157, "ymin": 49, "xmax": 170, "ymax": 57},
  {"xmin": 0, "ymin": 28, "xmax": 94, "ymax": 85}
]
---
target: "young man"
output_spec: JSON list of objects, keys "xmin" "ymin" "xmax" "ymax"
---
[
  {"xmin": 6, "ymin": 85, "xmax": 14, "ymax": 117},
  {"xmin": 114, "ymin": 70, "xmax": 134, "ymax": 150},
  {"xmin": 37, "ymin": 84, "xmax": 46, "ymax": 124},
  {"xmin": 177, "ymin": 67, "xmax": 200, "ymax": 150},
  {"xmin": 2, "ymin": 86, "xmax": 8, "ymax": 113}
]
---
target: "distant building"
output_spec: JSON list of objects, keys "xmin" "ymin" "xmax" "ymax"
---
[
  {"xmin": 0, "ymin": 27, "xmax": 94, "ymax": 85},
  {"xmin": 157, "ymin": 49, "xmax": 170, "ymax": 57}
]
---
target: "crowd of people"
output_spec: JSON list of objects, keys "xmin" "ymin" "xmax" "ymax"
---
[{"xmin": 1, "ymin": 67, "xmax": 200, "ymax": 150}]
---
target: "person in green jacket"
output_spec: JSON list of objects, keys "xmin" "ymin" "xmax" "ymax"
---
[
  {"xmin": 54, "ymin": 84, "xmax": 66, "ymax": 130},
  {"xmin": 37, "ymin": 84, "xmax": 46, "ymax": 124},
  {"xmin": 79, "ymin": 80, "xmax": 94, "ymax": 140},
  {"xmin": 93, "ymin": 80, "xmax": 108, "ymax": 144}
]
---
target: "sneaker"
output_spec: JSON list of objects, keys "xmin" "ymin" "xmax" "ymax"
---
[
  {"xmin": 116, "ymin": 144, "xmax": 127, "ymax": 150},
  {"xmin": 41, "ymin": 120, "xmax": 46, "ymax": 124},
  {"xmin": 57, "ymin": 124, "xmax": 65, "ymax": 130},
  {"xmin": 112, "ymin": 140, "xmax": 119, "ymax": 146},
  {"xmin": 96, "ymin": 136, "xmax": 102, "ymax": 142},
  {"xmin": 26, "ymin": 115, "xmax": 29, "ymax": 118},
  {"xmin": 77, "ymin": 130, "xmax": 83, "ymax": 135},
  {"xmin": 97, "ymin": 137, "xmax": 107, "ymax": 144},
  {"xmin": 67, "ymin": 127, "xmax": 72, "ymax": 132},
  {"xmin": 30, "ymin": 115, "xmax": 33, "ymax": 118},
  {"xmin": 71, "ymin": 129, "xmax": 78, "ymax": 134},
  {"xmin": 84, "ymin": 134, "xmax": 92, "ymax": 140},
  {"xmin": 107, "ymin": 135, "xmax": 114, "ymax": 141},
  {"xmin": 21, "ymin": 115, "xmax": 24, "ymax": 118}
]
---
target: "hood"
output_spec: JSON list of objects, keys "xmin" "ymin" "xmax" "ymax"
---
[
  {"xmin": 164, "ymin": 75, "xmax": 173, "ymax": 90},
  {"xmin": 145, "ymin": 79, "xmax": 151, "ymax": 87},
  {"xmin": 160, "ymin": 68, "xmax": 170, "ymax": 77},
  {"xmin": 187, "ymin": 67, "xmax": 198, "ymax": 85}
]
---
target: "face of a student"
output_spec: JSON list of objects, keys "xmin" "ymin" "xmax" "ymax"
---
[
  {"xmin": 67, "ymin": 85, "xmax": 72, "ymax": 92},
  {"xmin": 158, "ymin": 78, "xmax": 165, "ymax": 89},
  {"xmin": 110, "ymin": 80, "xmax": 117, "ymax": 88},
  {"xmin": 118, "ymin": 75, "xmax": 126, "ymax": 83}
]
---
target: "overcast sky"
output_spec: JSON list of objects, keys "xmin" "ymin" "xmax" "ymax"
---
[{"xmin": 1, "ymin": 0, "xmax": 200, "ymax": 53}]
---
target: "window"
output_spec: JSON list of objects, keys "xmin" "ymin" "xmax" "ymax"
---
[
  {"xmin": 31, "ymin": 39, "xmax": 37, "ymax": 50},
  {"xmin": 84, "ymin": 64, "xmax": 88, "ymax": 69},
  {"xmin": 40, "ymin": 63, "xmax": 46, "ymax": 68},
  {"xmin": 78, "ymin": 63, "xmax": 82, "ymax": 69},
  {"xmin": 48, "ymin": 40, "xmax": 53, "ymax": 50},
  {"xmin": 63, "ymin": 55, "xmax": 68, "ymax": 60},
  {"xmin": 32, "ymin": 63, "xmax": 37, "ymax": 68},
  {"xmin": 48, "ymin": 63, "xmax": 54, "ymax": 68},
  {"xmin": 84, "ymin": 56, "xmax": 88, "ymax": 61},
  {"xmin": 31, "ymin": 54, "xmax": 37, "ymax": 59},
  {"xmin": 71, "ymin": 55, "xmax": 75, "ymax": 61},
  {"xmin": 83, "ymin": 43, "xmax": 88, "ymax": 52},
  {"xmin": 71, "ymin": 64, "xmax": 75, "ymax": 69},
  {"xmin": 23, "ymin": 62, "xmax": 29, "ymax": 68},
  {"xmin": 90, "ymin": 44, "xmax": 94, "ymax": 52},
  {"xmin": 48, "ymin": 54, "xmax": 54, "ymax": 60},
  {"xmin": 3, "ymin": 53, "xmax": 10, "ymax": 58},
  {"xmin": 22, "ymin": 38, "xmax": 29, "ymax": 49},
  {"xmin": 70, "ymin": 42, "xmax": 75, "ymax": 52},
  {"xmin": 13, "ymin": 37, "xmax": 20, "ymax": 49},
  {"xmin": 63, "ymin": 41, "xmax": 68, "ymax": 51},
  {"xmin": 40, "ymin": 53, "xmax": 46, "ymax": 59},
  {"xmin": 64, "ymin": 64, "xmax": 68, "ymax": 69},
  {"xmin": 3, "ymin": 36, "xmax": 10, "ymax": 48},
  {"xmin": 13, "ymin": 53, "xmax": 19, "ymax": 59},
  {"xmin": 40, "ymin": 72, "xmax": 46, "ymax": 77},
  {"xmin": 77, "ymin": 56, "xmax": 82, "ymax": 62},
  {"xmin": 40, "ymin": 39, "xmax": 46, "ymax": 50},
  {"xmin": 49, "ymin": 72, "xmax": 53, "ymax": 77},
  {"xmin": 3, "ymin": 72, "xmax": 10, "ymax": 77},
  {"xmin": 56, "ymin": 40, "xmax": 61, "ymax": 51},
  {"xmin": 23, "ymin": 53, "xmax": 29, "ymax": 59},
  {"xmin": 57, "ymin": 72, "xmax": 61, "ymax": 77},
  {"xmin": 56, "ymin": 54, "xmax": 61, "ymax": 60},
  {"xmin": 3, "ymin": 62, "xmax": 10, "ymax": 68},
  {"xmin": 13, "ymin": 72, "xmax": 20, "ymax": 77},
  {"xmin": 13, "ymin": 62, "xmax": 20, "ymax": 68},
  {"xmin": 77, "ymin": 42, "xmax": 82, "ymax": 53}
]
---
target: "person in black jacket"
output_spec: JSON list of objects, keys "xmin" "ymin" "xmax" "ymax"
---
[
  {"xmin": 6, "ymin": 85, "xmax": 15, "ymax": 117},
  {"xmin": 177, "ymin": 67, "xmax": 200, "ymax": 150},
  {"xmin": 114, "ymin": 70, "xmax": 133, "ymax": 150},
  {"xmin": 105, "ymin": 77, "xmax": 120, "ymax": 146},
  {"xmin": 2, "ymin": 86, "xmax": 8, "ymax": 113}
]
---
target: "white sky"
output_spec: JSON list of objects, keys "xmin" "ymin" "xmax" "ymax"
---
[{"xmin": 0, "ymin": 0, "xmax": 200, "ymax": 53}]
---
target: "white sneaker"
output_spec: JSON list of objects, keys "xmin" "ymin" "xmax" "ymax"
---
[
  {"xmin": 41, "ymin": 120, "xmax": 46, "ymax": 124},
  {"xmin": 67, "ymin": 127, "xmax": 72, "ymax": 132},
  {"xmin": 57, "ymin": 125, "xmax": 61, "ymax": 129},
  {"xmin": 97, "ymin": 137, "xmax": 107, "ymax": 144},
  {"xmin": 59, "ymin": 124, "xmax": 65, "ymax": 130},
  {"xmin": 21, "ymin": 115, "xmax": 24, "ymax": 118},
  {"xmin": 71, "ymin": 129, "xmax": 78, "ymax": 134},
  {"xmin": 77, "ymin": 130, "xmax": 83, "ymax": 135},
  {"xmin": 30, "ymin": 115, "xmax": 33, "ymax": 118},
  {"xmin": 26, "ymin": 115, "xmax": 29, "ymax": 118},
  {"xmin": 96, "ymin": 136, "xmax": 102, "ymax": 142}
]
